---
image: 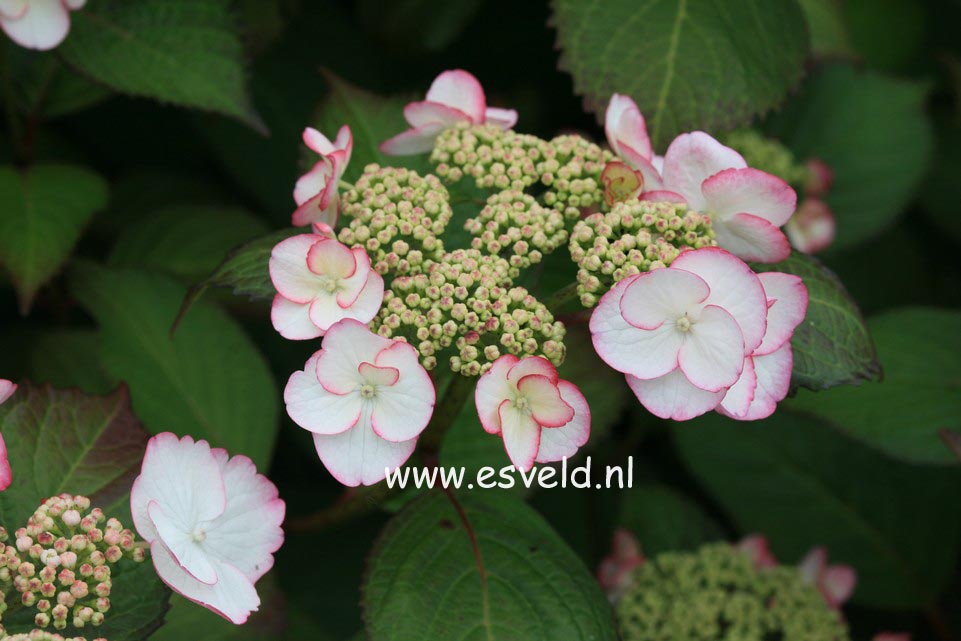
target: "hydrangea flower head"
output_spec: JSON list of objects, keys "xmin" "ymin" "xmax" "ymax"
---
[
  {"xmin": 381, "ymin": 69, "xmax": 518, "ymax": 155},
  {"xmin": 285, "ymin": 319, "xmax": 435, "ymax": 486},
  {"xmin": 269, "ymin": 233, "xmax": 385, "ymax": 340},
  {"xmin": 597, "ymin": 528, "xmax": 645, "ymax": 602},
  {"xmin": 474, "ymin": 355, "xmax": 589, "ymax": 471},
  {"xmin": 786, "ymin": 198, "xmax": 836, "ymax": 254},
  {"xmin": 799, "ymin": 546, "xmax": 857, "ymax": 609},
  {"xmin": 130, "ymin": 433, "xmax": 285, "ymax": 625},
  {"xmin": 0, "ymin": 0, "xmax": 85, "ymax": 51},
  {"xmin": 292, "ymin": 125, "xmax": 352, "ymax": 227}
]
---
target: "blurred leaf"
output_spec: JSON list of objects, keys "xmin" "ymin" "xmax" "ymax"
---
[
  {"xmin": 753, "ymin": 251, "xmax": 880, "ymax": 390},
  {"xmin": 363, "ymin": 490, "xmax": 618, "ymax": 641},
  {"xmin": 788, "ymin": 308, "xmax": 961, "ymax": 465},
  {"xmin": 177, "ymin": 227, "xmax": 297, "ymax": 326},
  {"xmin": 69, "ymin": 263, "xmax": 279, "ymax": 468},
  {"xmin": 618, "ymin": 485, "xmax": 724, "ymax": 555},
  {"xmin": 29, "ymin": 329, "xmax": 113, "ymax": 394},
  {"xmin": 797, "ymin": 0, "xmax": 853, "ymax": 57},
  {"xmin": 152, "ymin": 588, "xmax": 284, "ymax": 641},
  {"xmin": 765, "ymin": 64, "xmax": 933, "ymax": 252},
  {"xmin": 842, "ymin": 0, "xmax": 926, "ymax": 73},
  {"xmin": 311, "ymin": 72, "xmax": 430, "ymax": 181},
  {"xmin": 0, "ymin": 384, "xmax": 170, "ymax": 640},
  {"xmin": 551, "ymin": 0, "xmax": 809, "ymax": 148},
  {"xmin": 59, "ymin": 0, "xmax": 262, "ymax": 130},
  {"xmin": 941, "ymin": 429, "xmax": 961, "ymax": 463},
  {"xmin": 674, "ymin": 412, "xmax": 961, "ymax": 609},
  {"xmin": 921, "ymin": 119, "xmax": 961, "ymax": 245},
  {"xmin": 357, "ymin": 0, "xmax": 483, "ymax": 53},
  {"xmin": 109, "ymin": 205, "xmax": 269, "ymax": 281},
  {"xmin": 0, "ymin": 164, "xmax": 108, "ymax": 312},
  {"xmin": 8, "ymin": 51, "xmax": 112, "ymax": 120}
]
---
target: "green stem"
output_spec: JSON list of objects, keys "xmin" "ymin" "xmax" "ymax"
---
[
  {"xmin": 339, "ymin": 179, "xmax": 355, "ymax": 191},
  {"xmin": 543, "ymin": 282, "xmax": 579, "ymax": 313}
]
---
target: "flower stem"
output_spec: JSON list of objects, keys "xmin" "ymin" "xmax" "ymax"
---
[
  {"xmin": 544, "ymin": 282, "xmax": 580, "ymax": 313},
  {"xmin": 339, "ymin": 179, "xmax": 355, "ymax": 191}
]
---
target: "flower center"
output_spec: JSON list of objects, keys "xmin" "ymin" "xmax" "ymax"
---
[
  {"xmin": 359, "ymin": 383, "xmax": 377, "ymax": 399},
  {"xmin": 676, "ymin": 316, "xmax": 692, "ymax": 333},
  {"xmin": 319, "ymin": 275, "xmax": 340, "ymax": 293},
  {"xmin": 190, "ymin": 527, "xmax": 207, "ymax": 543},
  {"xmin": 513, "ymin": 395, "xmax": 531, "ymax": 412}
]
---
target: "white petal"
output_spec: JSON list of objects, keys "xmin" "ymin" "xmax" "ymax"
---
[
  {"xmin": 619, "ymin": 268, "xmax": 709, "ymax": 330},
  {"xmin": 756, "ymin": 272, "xmax": 807, "ymax": 355},
  {"xmin": 517, "ymin": 374, "xmax": 574, "ymax": 427},
  {"xmin": 270, "ymin": 295, "xmax": 323, "ymax": 341},
  {"xmin": 720, "ymin": 343, "xmax": 792, "ymax": 421},
  {"xmin": 626, "ymin": 369, "xmax": 725, "ymax": 421},
  {"xmin": 484, "ymin": 107, "xmax": 518, "ymax": 129},
  {"xmin": 0, "ymin": 433, "xmax": 10, "ymax": 491},
  {"xmin": 148, "ymin": 501, "xmax": 218, "ymax": 585},
  {"xmin": 0, "ymin": 378, "xmax": 16, "ymax": 405},
  {"xmin": 535, "ymin": 381, "xmax": 591, "ymax": 463},
  {"xmin": 425, "ymin": 69, "xmax": 486, "ymax": 122},
  {"xmin": 0, "ymin": 0, "xmax": 27, "ymax": 19},
  {"xmin": 293, "ymin": 159, "xmax": 332, "ymax": 206},
  {"xmin": 380, "ymin": 123, "xmax": 448, "ymax": 156},
  {"xmin": 717, "ymin": 355, "xmax": 758, "ymax": 419},
  {"xmin": 701, "ymin": 167, "xmax": 797, "ymax": 226},
  {"xmin": 269, "ymin": 234, "xmax": 324, "ymax": 304},
  {"xmin": 312, "ymin": 408, "xmax": 417, "ymax": 487},
  {"xmin": 712, "ymin": 213, "xmax": 792, "ymax": 263},
  {"xmin": 284, "ymin": 353, "xmax": 362, "ymax": 435},
  {"xmin": 369, "ymin": 341, "xmax": 435, "ymax": 442},
  {"xmin": 314, "ymin": 319, "xmax": 394, "ymax": 393},
  {"xmin": 0, "ymin": 0, "xmax": 70, "ymax": 50},
  {"xmin": 605, "ymin": 93, "xmax": 652, "ymax": 164},
  {"xmin": 498, "ymin": 401, "xmax": 540, "ymax": 472},
  {"xmin": 678, "ymin": 304, "xmax": 745, "ymax": 392},
  {"xmin": 661, "ymin": 132, "xmax": 746, "ymax": 210},
  {"xmin": 404, "ymin": 101, "xmax": 469, "ymax": 128},
  {"xmin": 474, "ymin": 355, "xmax": 518, "ymax": 434}
]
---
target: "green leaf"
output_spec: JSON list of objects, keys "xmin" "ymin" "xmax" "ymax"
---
[
  {"xmin": 108, "ymin": 205, "xmax": 269, "ymax": 281},
  {"xmin": 0, "ymin": 384, "xmax": 170, "ymax": 640},
  {"xmin": 151, "ymin": 589, "xmax": 283, "ymax": 641},
  {"xmin": 674, "ymin": 412, "xmax": 961, "ymax": 609},
  {"xmin": 69, "ymin": 262, "xmax": 279, "ymax": 468},
  {"xmin": 28, "ymin": 329, "xmax": 113, "ymax": 395},
  {"xmin": 363, "ymin": 490, "xmax": 618, "ymax": 641},
  {"xmin": 59, "ymin": 0, "xmax": 262, "ymax": 130},
  {"xmin": 0, "ymin": 164, "xmax": 108, "ymax": 312},
  {"xmin": 797, "ymin": 0, "xmax": 854, "ymax": 57},
  {"xmin": 788, "ymin": 308, "xmax": 961, "ymax": 465},
  {"xmin": 618, "ymin": 485, "xmax": 724, "ymax": 555},
  {"xmin": 357, "ymin": 0, "xmax": 483, "ymax": 53},
  {"xmin": 753, "ymin": 251, "xmax": 880, "ymax": 390},
  {"xmin": 921, "ymin": 119, "xmax": 961, "ymax": 245},
  {"xmin": 551, "ymin": 0, "xmax": 809, "ymax": 148},
  {"xmin": 765, "ymin": 64, "xmax": 933, "ymax": 251},
  {"xmin": 311, "ymin": 72, "xmax": 430, "ymax": 181}
]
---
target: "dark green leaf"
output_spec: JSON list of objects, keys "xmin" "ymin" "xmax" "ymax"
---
[
  {"xmin": 788, "ymin": 308, "xmax": 961, "ymax": 465},
  {"xmin": 29, "ymin": 329, "xmax": 113, "ymax": 395},
  {"xmin": 921, "ymin": 119, "xmax": 961, "ymax": 245},
  {"xmin": 797, "ymin": 0, "xmax": 853, "ymax": 57},
  {"xmin": 363, "ymin": 491, "xmax": 618, "ymax": 641},
  {"xmin": 551, "ymin": 0, "xmax": 809, "ymax": 147},
  {"xmin": 0, "ymin": 164, "xmax": 108, "ymax": 312},
  {"xmin": 0, "ymin": 384, "xmax": 170, "ymax": 640},
  {"xmin": 59, "ymin": 0, "xmax": 262, "ymax": 129},
  {"xmin": 69, "ymin": 262, "xmax": 279, "ymax": 468},
  {"xmin": 754, "ymin": 251, "xmax": 880, "ymax": 390},
  {"xmin": 618, "ymin": 485, "xmax": 724, "ymax": 555},
  {"xmin": 674, "ymin": 412, "xmax": 961, "ymax": 609},
  {"xmin": 357, "ymin": 0, "xmax": 483, "ymax": 53}
]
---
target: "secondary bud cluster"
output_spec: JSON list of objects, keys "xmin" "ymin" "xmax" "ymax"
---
[
  {"xmin": 371, "ymin": 248, "xmax": 566, "ymax": 375},
  {"xmin": 616, "ymin": 543, "xmax": 850, "ymax": 641},
  {"xmin": 338, "ymin": 165, "xmax": 452, "ymax": 277},
  {"xmin": 0, "ymin": 494, "xmax": 146, "ymax": 636},
  {"xmin": 430, "ymin": 123, "xmax": 612, "ymax": 219},
  {"xmin": 1, "ymin": 630, "xmax": 103, "ymax": 641},
  {"xmin": 465, "ymin": 190, "xmax": 568, "ymax": 269},
  {"xmin": 723, "ymin": 129, "xmax": 810, "ymax": 188},
  {"xmin": 569, "ymin": 200, "xmax": 716, "ymax": 307}
]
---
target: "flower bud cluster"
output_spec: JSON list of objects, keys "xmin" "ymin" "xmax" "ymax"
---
[
  {"xmin": 430, "ymin": 123, "xmax": 612, "ymax": 220},
  {"xmin": 338, "ymin": 164, "xmax": 452, "ymax": 277},
  {"xmin": 616, "ymin": 542, "xmax": 850, "ymax": 641},
  {"xmin": 371, "ymin": 248, "xmax": 566, "ymax": 375},
  {"xmin": 1, "ymin": 630, "xmax": 103, "ymax": 641},
  {"xmin": 464, "ymin": 190, "xmax": 568, "ymax": 270},
  {"xmin": 723, "ymin": 128, "xmax": 810, "ymax": 188},
  {"xmin": 569, "ymin": 200, "xmax": 716, "ymax": 307},
  {"xmin": 0, "ymin": 494, "xmax": 146, "ymax": 636}
]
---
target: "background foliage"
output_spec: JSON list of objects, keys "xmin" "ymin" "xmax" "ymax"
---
[{"xmin": 1, "ymin": 0, "xmax": 960, "ymax": 640}]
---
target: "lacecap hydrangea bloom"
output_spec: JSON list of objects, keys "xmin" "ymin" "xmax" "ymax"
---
[
  {"xmin": 0, "ymin": 0, "xmax": 85, "ymax": 51},
  {"xmin": 130, "ymin": 433, "xmax": 285, "ymax": 624}
]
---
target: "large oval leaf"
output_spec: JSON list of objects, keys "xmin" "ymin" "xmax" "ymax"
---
[
  {"xmin": 552, "ymin": 0, "xmax": 809, "ymax": 147},
  {"xmin": 363, "ymin": 490, "xmax": 617, "ymax": 641}
]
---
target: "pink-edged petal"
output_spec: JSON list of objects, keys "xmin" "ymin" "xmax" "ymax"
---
[
  {"xmin": 517, "ymin": 374, "xmax": 574, "ymax": 427},
  {"xmin": 702, "ymin": 167, "xmax": 797, "ymax": 227},
  {"xmin": 312, "ymin": 411, "xmax": 417, "ymax": 487},
  {"xmin": 271, "ymin": 295, "xmax": 323, "ymax": 341},
  {"xmin": 335, "ymin": 247, "xmax": 375, "ymax": 307},
  {"xmin": 661, "ymin": 132, "xmax": 746, "ymax": 209},
  {"xmin": 306, "ymin": 238, "xmax": 356, "ymax": 279},
  {"xmin": 605, "ymin": 93, "xmax": 653, "ymax": 164},
  {"xmin": 619, "ymin": 268, "xmax": 710, "ymax": 330},
  {"xmin": 535, "ymin": 380, "xmax": 590, "ymax": 463},
  {"xmin": 148, "ymin": 501, "xmax": 218, "ymax": 585},
  {"xmin": 404, "ymin": 100, "xmax": 469, "ymax": 128},
  {"xmin": 369, "ymin": 341, "xmax": 436, "ymax": 442},
  {"xmin": 344, "ymin": 271, "xmax": 385, "ymax": 323},
  {"xmin": 484, "ymin": 107, "xmax": 518, "ymax": 129},
  {"xmin": 425, "ymin": 69, "xmax": 486, "ymax": 122},
  {"xmin": 678, "ymin": 304, "xmax": 745, "ymax": 392},
  {"xmin": 713, "ymin": 212, "xmax": 792, "ymax": 263},
  {"xmin": 293, "ymin": 159, "xmax": 332, "ymax": 207},
  {"xmin": 307, "ymin": 293, "xmax": 351, "ymax": 334},
  {"xmin": 720, "ymin": 343, "xmax": 793, "ymax": 421},
  {"xmin": 799, "ymin": 547, "xmax": 827, "ymax": 584},
  {"xmin": 671, "ymin": 247, "xmax": 768, "ymax": 354},
  {"xmin": 590, "ymin": 275, "xmax": 683, "ymax": 379},
  {"xmin": 737, "ymin": 535, "xmax": 778, "ymax": 569},
  {"xmin": 756, "ymin": 272, "xmax": 808, "ymax": 355},
  {"xmin": 202, "ymin": 451, "xmax": 285, "ymax": 583},
  {"xmin": 64, "ymin": 0, "xmax": 86, "ymax": 9},
  {"xmin": 0, "ymin": 433, "xmax": 11, "ymax": 491},
  {"xmin": 821, "ymin": 565, "xmax": 857, "ymax": 608},
  {"xmin": 130, "ymin": 433, "xmax": 226, "ymax": 544},
  {"xmin": 805, "ymin": 158, "xmax": 834, "ymax": 198},
  {"xmin": 627, "ymin": 155, "xmax": 664, "ymax": 191},
  {"xmin": 291, "ymin": 188, "xmax": 339, "ymax": 228},
  {"xmin": 358, "ymin": 362, "xmax": 400, "ymax": 387},
  {"xmin": 284, "ymin": 354, "xmax": 361, "ymax": 435},
  {"xmin": 314, "ymin": 319, "xmax": 394, "ymax": 393},
  {"xmin": 506, "ymin": 355, "xmax": 559, "ymax": 384},
  {"xmin": 0, "ymin": 0, "xmax": 69, "ymax": 50},
  {"xmin": 626, "ymin": 369, "xmax": 725, "ymax": 421},
  {"xmin": 150, "ymin": 539, "xmax": 259, "ymax": 625},
  {"xmin": 269, "ymin": 234, "xmax": 324, "ymax": 304},
  {"xmin": 0, "ymin": 378, "xmax": 16, "ymax": 404},
  {"xmin": 475, "ymin": 355, "xmax": 518, "ymax": 434},
  {"xmin": 786, "ymin": 198, "xmax": 836, "ymax": 254},
  {"xmin": 0, "ymin": 0, "xmax": 27, "ymax": 19},
  {"xmin": 303, "ymin": 126, "xmax": 336, "ymax": 156},
  {"xmin": 498, "ymin": 400, "xmax": 540, "ymax": 472},
  {"xmin": 640, "ymin": 189, "xmax": 686, "ymax": 203},
  {"xmin": 717, "ymin": 355, "xmax": 758, "ymax": 419},
  {"xmin": 380, "ymin": 123, "xmax": 448, "ymax": 156}
]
